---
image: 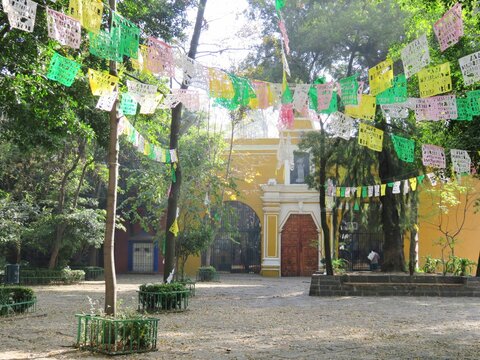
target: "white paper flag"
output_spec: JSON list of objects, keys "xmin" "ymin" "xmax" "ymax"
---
[
  {"xmin": 381, "ymin": 103, "xmax": 410, "ymax": 119},
  {"xmin": 401, "ymin": 34, "xmax": 430, "ymax": 78},
  {"xmin": 459, "ymin": 51, "xmax": 480, "ymax": 86},
  {"xmin": 392, "ymin": 181, "xmax": 401, "ymax": 194},
  {"xmin": 5, "ymin": 0, "xmax": 37, "ymax": 32},
  {"xmin": 96, "ymin": 92, "xmax": 118, "ymax": 111},
  {"xmin": 328, "ymin": 112, "xmax": 355, "ymax": 140},
  {"xmin": 292, "ymin": 84, "xmax": 310, "ymax": 113},
  {"xmin": 451, "ymin": 149, "xmax": 471, "ymax": 174},
  {"xmin": 426, "ymin": 173, "xmax": 437, "ymax": 186}
]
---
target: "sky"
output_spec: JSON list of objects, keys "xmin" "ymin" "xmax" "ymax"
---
[{"xmin": 186, "ymin": 0, "xmax": 262, "ymax": 70}]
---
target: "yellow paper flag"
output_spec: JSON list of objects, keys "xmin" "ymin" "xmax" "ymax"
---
[
  {"xmin": 418, "ymin": 62, "xmax": 452, "ymax": 98},
  {"xmin": 208, "ymin": 68, "xmax": 234, "ymax": 99},
  {"xmin": 369, "ymin": 59, "xmax": 394, "ymax": 96},
  {"xmin": 88, "ymin": 69, "xmax": 119, "ymax": 96},
  {"xmin": 381, "ymin": 184, "xmax": 387, "ymax": 196},
  {"xmin": 358, "ymin": 122, "xmax": 384, "ymax": 152},
  {"xmin": 69, "ymin": 0, "xmax": 103, "ymax": 33},
  {"xmin": 409, "ymin": 177, "xmax": 418, "ymax": 191},
  {"xmin": 169, "ymin": 219, "xmax": 179, "ymax": 237},
  {"xmin": 345, "ymin": 94, "xmax": 377, "ymax": 121}
]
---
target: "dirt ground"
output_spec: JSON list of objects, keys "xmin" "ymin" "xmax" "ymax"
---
[{"xmin": 0, "ymin": 273, "xmax": 479, "ymax": 359}]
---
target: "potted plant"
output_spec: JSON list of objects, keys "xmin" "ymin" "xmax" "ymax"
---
[{"xmin": 137, "ymin": 282, "xmax": 189, "ymax": 313}]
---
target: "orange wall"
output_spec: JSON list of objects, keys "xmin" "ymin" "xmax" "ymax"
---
[{"xmin": 417, "ymin": 177, "xmax": 480, "ymax": 275}]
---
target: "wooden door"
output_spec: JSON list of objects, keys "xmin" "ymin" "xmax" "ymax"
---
[{"xmin": 281, "ymin": 214, "xmax": 319, "ymax": 276}]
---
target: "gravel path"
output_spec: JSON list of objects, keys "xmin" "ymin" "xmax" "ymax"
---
[{"xmin": 0, "ymin": 274, "xmax": 479, "ymax": 359}]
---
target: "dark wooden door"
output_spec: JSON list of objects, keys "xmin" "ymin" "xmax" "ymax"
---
[{"xmin": 281, "ymin": 214, "xmax": 319, "ymax": 276}]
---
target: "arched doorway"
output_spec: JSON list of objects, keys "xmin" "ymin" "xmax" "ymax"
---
[
  {"xmin": 281, "ymin": 214, "xmax": 318, "ymax": 276},
  {"xmin": 210, "ymin": 201, "xmax": 261, "ymax": 273}
]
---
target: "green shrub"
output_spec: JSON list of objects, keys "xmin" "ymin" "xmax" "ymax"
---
[
  {"xmin": 61, "ymin": 267, "xmax": 85, "ymax": 284},
  {"xmin": 446, "ymin": 256, "xmax": 476, "ymax": 276},
  {"xmin": 138, "ymin": 283, "xmax": 189, "ymax": 312},
  {"xmin": 0, "ymin": 286, "xmax": 35, "ymax": 316},
  {"xmin": 422, "ymin": 255, "xmax": 441, "ymax": 274},
  {"xmin": 197, "ymin": 266, "xmax": 216, "ymax": 281},
  {"xmin": 332, "ymin": 258, "xmax": 348, "ymax": 274}
]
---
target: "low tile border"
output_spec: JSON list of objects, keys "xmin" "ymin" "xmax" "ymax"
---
[{"xmin": 309, "ymin": 273, "xmax": 480, "ymax": 297}]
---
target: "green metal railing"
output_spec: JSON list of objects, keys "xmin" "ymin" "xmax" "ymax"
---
[
  {"xmin": 0, "ymin": 297, "xmax": 37, "ymax": 317},
  {"xmin": 137, "ymin": 290, "xmax": 190, "ymax": 313},
  {"xmin": 75, "ymin": 314, "xmax": 159, "ymax": 355},
  {"xmin": 71, "ymin": 267, "xmax": 104, "ymax": 281}
]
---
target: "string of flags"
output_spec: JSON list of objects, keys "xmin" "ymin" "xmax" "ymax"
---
[{"xmin": 2, "ymin": 1, "xmax": 480, "ymax": 173}]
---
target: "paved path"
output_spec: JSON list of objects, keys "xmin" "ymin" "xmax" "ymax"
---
[{"xmin": 0, "ymin": 274, "xmax": 479, "ymax": 359}]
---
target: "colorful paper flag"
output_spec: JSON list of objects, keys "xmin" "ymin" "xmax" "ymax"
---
[
  {"xmin": 89, "ymin": 30, "xmax": 122, "ymax": 62},
  {"xmin": 46, "ymin": 8, "xmax": 81, "ymax": 49},
  {"xmin": 459, "ymin": 50, "xmax": 480, "ymax": 86},
  {"xmin": 120, "ymin": 93, "xmax": 138, "ymax": 115},
  {"xmin": 376, "ymin": 74, "xmax": 407, "ymax": 105},
  {"xmin": 96, "ymin": 92, "xmax": 118, "ymax": 112},
  {"xmin": 339, "ymin": 75, "xmax": 359, "ymax": 106},
  {"xmin": 4, "ymin": 0, "xmax": 38, "ymax": 33},
  {"xmin": 87, "ymin": 69, "xmax": 119, "ymax": 96},
  {"xmin": 433, "ymin": 2, "xmax": 463, "ymax": 52},
  {"xmin": 391, "ymin": 134, "xmax": 415, "ymax": 163},
  {"xmin": 345, "ymin": 94, "xmax": 376, "ymax": 121},
  {"xmin": 47, "ymin": 52, "xmax": 81, "ymax": 87},
  {"xmin": 455, "ymin": 98, "xmax": 473, "ymax": 121},
  {"xmin": 146, "ymin": 37, "xmax": 175, "ymax": 77},
  {"xmin": 422, "ymin": 144, "xmax": 446, "ymax": 168},
  {"xmin": 69, "ymin": 0, "xmax": 103, "ymax": 34},
  {"xmin": 328, "ymin": 112, "xmax": 355, "ymax": 140},
  {"xmin": 111, "ymin": 12, "xmax": 140, "ymax": 59},
  {"xmin": 418, "ymin": 63, "xmax": 452, "ymax": 98},
  {"xmin": 451, "ymin": 149, "xmax": 471, "ymax": 174},
  {"xmin": 368, "ymin": 59, "xmax": 393, "ymax": 96},
  {"xmin": 401, "ymin": 34, "xmax": 430, "ymax": 78},
  {"xmin": 358, "ymin": 123, "xmax": 384, "ymax": 152}
]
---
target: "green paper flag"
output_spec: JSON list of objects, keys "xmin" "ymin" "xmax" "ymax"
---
[
  {"xmin": 362, "ymin": 186, "xmax": 368, "ymax": 198},
  {"xmin": 171, "ymin": 164, "xmax": 177, "ymax": 183},
  {"xmin": 376, "ymin": 74, "xmax": 407, "ymax": 105},
  {"xmin": 391, "ymin": 134, "xmax": 415, "ymax": 163},
  {"xmin": 89, "ymin": 31, "xmax": 122, "ymax": 62},
  {"xmin": 339, "ymin": 75, "xmax": 359, "ymax": 106},
  {"xmin": 321, "ymin": 91, "xmax": 338, "ymax": 114},
  {"xmin": 112, "ymin": 12, "xmax": 140, "ymax": 59},
  {"xmin": 309, "ymin": 77, "xmax": 326, "ymax": 112},
  {"xmin": 340, "ymin": 187, "xmax": 346, "ymax": 197},
  {"xmin": 354, "ymin": 201, "xmax": 360, "ymax": 211},
  {"xmin": 120, "ymin": 93, "xmax": 138, "ymax": 115},
  {"xmin": 165, "ymin": 149, "xmax": 171, "ymax": 163},
  {"xmin": 276, "ymin": 0, "xmax": 286, "ymax": 11},
  {"xmin": 417, "ymin": 175, "xmax": 425, "ymax": 184},
  {"xmin": 455, "ymin": 98, "xmax": 473, "ymax": 121},
  {"xmin": 215, "ymin": 74, "xmax": 256, "ymax": 110},
  {"xmin": 467, "ymin": 90, "xmax": 480, "ymax": 115},
  {"xmin": 47, "ymin": 52, "xmax": 81, "ymax": 87}
]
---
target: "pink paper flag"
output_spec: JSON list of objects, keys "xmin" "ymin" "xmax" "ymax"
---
[
  {"xmin": 434, "ymin": 2, "xmax": 463, "ymax": 52},
  {"xmin": 146, "ymin": 37, "xmax": 175, "ymax": 77},
  {"xmin": 46, "ymin": 8, "xmax": 81, "ymax": 49},
  {"xmin": 422, "ymin": 144, "xmax": 446, "ymax": 168}
]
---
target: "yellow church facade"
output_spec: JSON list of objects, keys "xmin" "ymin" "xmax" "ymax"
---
[{"xmin": 185, "ymin": 117, "xmax": 479, "ymax": 277}]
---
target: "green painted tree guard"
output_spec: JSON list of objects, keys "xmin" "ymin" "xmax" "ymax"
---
[
  {"xmin": 137, "ymin": 290, "xmax": 190, "ymax": 313},
  {"xmin": 75, "ymin": 314, "xmax": 159, "ymax": 355}
]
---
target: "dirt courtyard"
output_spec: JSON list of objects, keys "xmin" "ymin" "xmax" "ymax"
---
[{"xmin": 0, "ymin": 273, "xmax": 479, "ymax": 359}]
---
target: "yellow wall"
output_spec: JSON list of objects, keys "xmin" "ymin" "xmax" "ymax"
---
[{"xmin": 417, "ymin": 177, "xmax": 480, "ymax": 275}]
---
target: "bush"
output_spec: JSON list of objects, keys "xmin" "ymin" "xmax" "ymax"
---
[
  {"xmin": 422, "ymin": 255, "xmax": 441, "ymax": 274},
  {"xmin": 0, "ymin": 286, "xmax": 35, "ymax": 316},
  {"xmin": 197, "ymin": 266, "xmax": 216, "ymax": 282},
  {"xmin": 76, "ymin": 312, "xmax": 158, "ymax": 355},
  {"xmin": 138, "ymin": 283, "xmax": 189, "ymax": 312},
  {"xmin": 61, "ymin": 267, "xmax": 85, "ymax": 284},
  {"xmin": 446, "ymin": 256, "xmax": 476, "ymax": 276}
]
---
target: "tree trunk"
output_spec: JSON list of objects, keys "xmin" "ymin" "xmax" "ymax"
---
[
  {"xmin": 378, "ymin": 146, "xmax": 405, "ymax": 272},
  {"xmin": 319, "ymin": 124, "xmax": 333, "ymax": 275},
  {"xmin": 409, "ymin": 194, "xmax": 418, "ymax": 276},
  {"xmin": 163, "ymin": 0, "xmax": 208, "ymax": 282},
  {"xmin": 476, "ymin": 251, "xmax": 480, "ymax": 277},
  {"xmin": 104, "ymin": 0, "xmax": 119, "ymax": 316}
]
